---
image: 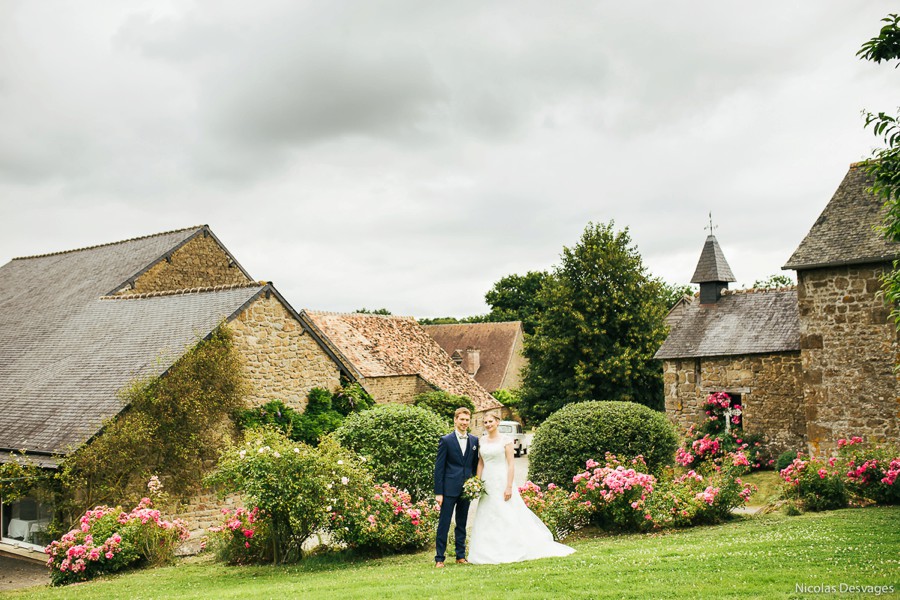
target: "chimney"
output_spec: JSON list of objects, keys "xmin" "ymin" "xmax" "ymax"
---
[{"xmin": 465, "ymin": 348, "xmax": 480, "ymax": 376}]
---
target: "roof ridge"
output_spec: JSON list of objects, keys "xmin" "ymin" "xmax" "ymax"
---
[
  {"xmin": 305, "ymin": 310, "xmax": 416, "ymax": 320},
  {"xmin": 721, "ymin": 286, "xmax": 797, "ymax": 295},
  {"xmin": 12, "ymin": 225, "xmax": 206, "ymax": 261},
  {"xmin": 100, "ymin": 281, "xmax": 265, "ymax": 300}
]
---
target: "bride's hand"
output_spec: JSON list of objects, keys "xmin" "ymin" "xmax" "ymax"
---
[{"xmin": 504, "ymin": 487, "xmax": 512, "ymax": 501}]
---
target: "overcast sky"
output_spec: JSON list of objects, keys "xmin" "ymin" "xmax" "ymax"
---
[{"xmin": 1, "ymin": 2, "xmax": 896, "ymax": 317}]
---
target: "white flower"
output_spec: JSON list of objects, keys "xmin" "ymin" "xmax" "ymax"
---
[
  {"xmin": 326, "ymin": 506, "xmax": 332, "ymax": 512},
  {"xmin": 337, "ymin": 460, "xmax": 344, "ymax": 465},
  {"xmin": 294, "ymin": 448, "xmax": 300, "ymax": 454},
  {"xmin": 341, "ymin": 477, "xmax": 349, "ymax": 485},
  {"xmin": 238, "ymin": 450, "xmax": 246, "ymax": 459},
  {"xmin": 273, "ymin": 451, "xmax": 281, "ymax": 458},
  {"xmin": 327, "ymin": 483, "xmax": 333, "ymax": 490},
  {"xmin": 360, "ymin": 456, "xmax": 367, "ymax": 462}
]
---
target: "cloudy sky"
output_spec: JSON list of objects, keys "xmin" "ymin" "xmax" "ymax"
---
[{"xmin": 1, "ymin": 2, "xmax": 896, "ymax": 317}]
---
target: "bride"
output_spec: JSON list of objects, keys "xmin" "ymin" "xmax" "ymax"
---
[{"xmin": 468, "ymin": 412, "xmax": 575, "ymax": 564}]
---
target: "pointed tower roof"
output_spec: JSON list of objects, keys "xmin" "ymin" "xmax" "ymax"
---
[{"xmin": 690, "ymin": 235, "xmax": 736, "ymax": 283}]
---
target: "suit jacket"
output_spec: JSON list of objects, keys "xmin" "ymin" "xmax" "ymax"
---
[{"xmin": 433, "ymin": 432, "xmax": 480, "ymax": 497}]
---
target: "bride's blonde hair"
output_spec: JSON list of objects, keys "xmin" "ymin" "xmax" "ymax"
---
[{"xmin": 485, "ymin": 411, "xmax": 502, "ymax": 423}]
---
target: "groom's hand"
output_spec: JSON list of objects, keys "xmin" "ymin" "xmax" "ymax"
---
[{"xmin": 435, "ymin": 494, "xmax": 443, "ymax": 507}]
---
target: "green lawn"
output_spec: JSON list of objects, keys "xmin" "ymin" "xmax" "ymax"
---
[{"xmin": 5, "ymin": 507, "xmax": 899, "ymax": 600}]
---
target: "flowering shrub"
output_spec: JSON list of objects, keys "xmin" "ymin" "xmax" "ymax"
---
[
  {"xmin": 45, "ymin": 497, "xmax": 188, "ymax": 586},
  {"xmin": 778, "ymin": 438, "xmax": 900, "ymax": 512},
  {"xmin": 837, "ymin": 438, "xmax": 900, "ymax": 506},
  {"xmin": 328, "ymin": 483, "xmax": 437, "ymax": 553},
  {"xmin": 207, "ymin": 507, "xmax": 272, "ymax": 564},
  {"xmin": 570, "ymin": 454, "xmax": 656, "ymax": 531},
  {"xmin": 206, "ymin": 428, "xmax": 373, "ymax": 563},
  {"xmin": 519, "ymin": 481, "xmax": 589, "ymax": 540},
  {"xmin": 675, "ymin": 393, "xmax": 770, "ymax": 471},
  {"xmin": 779, "ymin": 454, "xmax": 849, "ymax": 511}
]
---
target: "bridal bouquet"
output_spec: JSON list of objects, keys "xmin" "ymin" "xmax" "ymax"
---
[{"xmin": 462, "ymin": 476, "xmax": 487, "ymax": 500}]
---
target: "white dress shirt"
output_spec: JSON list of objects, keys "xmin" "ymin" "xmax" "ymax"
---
[{"xmin": 456, "ymin": 431, "xmax": 468, "ymax": 455}]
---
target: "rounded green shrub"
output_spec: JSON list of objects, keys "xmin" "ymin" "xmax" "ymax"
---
[
  {"xmin": 775, "ymin": 450, "xmax": 799, "ymax": 472},
  {"xmin": 529, "ymin": 401, "xmax": 677, "ymax": 487},
  {"xmin": 334, "ymin": 404, "xmax": 449, "ymax": 501},
  {"xmin": 413, "ymin": 391, "xmax": 474, "ymax": 423}
]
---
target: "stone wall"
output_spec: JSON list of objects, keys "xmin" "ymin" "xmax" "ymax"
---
[
  {"xmin": 361, "ymin": 374, "xmax": 434, "ymax": 406},
  {"xmin": 167, "ymin": 491, "xmax": 241, "ymax": 552},
  {"xmin": 663, "ymin": 351, "xmax": 805, "ymax": 455},
  {"xmin": 230, "ymin": 294, "xmax": 342, "ymax": 411},
  {"xmin": 123, "ymin": 232, "xmax": 251, "ymax": 294},
  {"xmin": 797, "ymin": 264, "xmax": 900, "ymax": 454}
]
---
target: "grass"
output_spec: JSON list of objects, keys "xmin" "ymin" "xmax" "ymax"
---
[
  {"xmin": 742, "ymin": 470, "xmax": 782, "ymax": 506},
  {"xmin": 4, "ymin": 507, "xmax": 899, "ymax": 600}
]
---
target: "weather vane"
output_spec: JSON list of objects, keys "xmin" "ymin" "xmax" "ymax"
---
[{"xmin": 705, "ymin": 212, "xmax": 718, "ymax": 235}]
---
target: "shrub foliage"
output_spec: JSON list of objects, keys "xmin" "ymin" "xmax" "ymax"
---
[
  {"xmin": 56, "ymin": 325, "xmax": 246, "ymax": 527},
  {"xmin": 413, "ymin": 391, "xmax": 475, "ymax": 423},
  {"xmin": 529, "ymin": 401, "xmax": 677, "ymax": 487},
  {"xmin": 334, "ymin": 404, "xmax": 449, "ymax": 502}
]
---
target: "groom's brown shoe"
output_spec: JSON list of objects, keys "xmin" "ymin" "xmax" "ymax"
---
[
  {"xmin": 456, "ymin": 559, "xmax": 469, "ymax": 565},
  {"xmin": 434, "ymin": 562, "xmax": 445, "ymax": 568}
]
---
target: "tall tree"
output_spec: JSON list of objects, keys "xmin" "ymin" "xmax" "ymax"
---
[
  {"xmin": 483, "ymin": 270, "xmax": 549, "ymax": 335},
  {"xmin": 859, "ymin": 14, "xmax": 900, "ymax": 327},
  {"xmin": 519, "ymin": 222, "xmax": 668, "ymax": 423}
]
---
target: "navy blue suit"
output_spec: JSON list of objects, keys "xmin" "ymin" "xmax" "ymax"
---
[{"xmin": 433, "ymin": 431, "xmax": 479, "ymax": 562}]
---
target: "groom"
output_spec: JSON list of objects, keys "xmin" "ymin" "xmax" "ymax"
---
[{"xmin": 433, "ymin": 407, "xmax": 479, "ymax": 568}]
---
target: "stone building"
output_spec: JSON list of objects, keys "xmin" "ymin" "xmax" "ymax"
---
[
  {"xmin": 0, "ymin": 226, "xmax": 350, "ymax": 558},
  {"xmin": 784, "ymin": 163, "xmax": 900, "ymax": 454},
  {"xmin": 422, "ymin": 321, "xmax": 527, "ymax": 393},
  {"xmin": 302, "ymin": 311, "xmax": 503, "ymax": 432},
  {"xmin": 658, "ymin": 163, "xmax": 900, "ymax": 457},
  {"xmin": 655, "ymin": 235, "xmax": 804, "ymax": 455}
]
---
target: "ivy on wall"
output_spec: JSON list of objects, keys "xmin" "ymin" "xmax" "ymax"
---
[{"xmin": 54, "ymin": 325, "xmax": 247, "ymax": 529}]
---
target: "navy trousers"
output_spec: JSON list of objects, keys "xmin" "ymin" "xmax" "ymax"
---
[{"xmin": 434, "ymin": 495, "xmax": 470, "ymax": 562}]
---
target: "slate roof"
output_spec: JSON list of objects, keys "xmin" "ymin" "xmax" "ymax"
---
[
  {"xmin": 654, "ymin": 288, "xmax": 799, "ymax": 359},
  {"xmin": 784, "ymin": 164, "xmax": 900, "ymax": 270},
  {"xmin": 691, "ymin": 235, "xmax": 736, "ymax": 283},
  {"xmin": 0, "ymin": 226, "xmax": 263, "ymax": 456},
  {"xmin": 302, "ymin": 312, "xmax": 503, "ymax": 412},
  {"xmin": 421, "ymin": 322, "xmax": 524, "ymax": 393}
]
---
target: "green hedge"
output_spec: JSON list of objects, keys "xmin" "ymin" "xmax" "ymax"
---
[
  {"xmin": 529, "ymin": 401, "xmax": 677, "ymax": 487},
  {"xmin": 334, "ymin": 404, "xmax": 449, "ymax": 502}
]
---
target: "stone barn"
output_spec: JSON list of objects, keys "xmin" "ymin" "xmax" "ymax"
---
[
  {"xmin": 658, "ymin": 163, "xmax": 900, "ymax": 457},
  {"xmin": 655, "ymin": 234, "xmax": 804, "ymax": 455},
  {"xmin": 0, "ymin": 226, "xmax": 350, "ymax": 558},
  {"xmin": 301, "ymin": 311, "xmax": 503, "ymax": 432},
  {"xmin": 784, "ymin": 163, "xmax": 900, "ymax": 454}
]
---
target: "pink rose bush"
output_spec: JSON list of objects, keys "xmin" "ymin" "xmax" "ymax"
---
[
  {"xmin": 519, "ymin": 481, "xmax": 590, "ymax": 540},
  {"xmin": 570, "ymin": 454, "xmax": 656, "ymax": 530},
  {"xmin": 45, "ymin": 497, "xmax": 188, "ymax": 586},
  {"xmin": 207, "ymin": 507, "xmax": 271, "ymax": 564},
  {"xmin": 676, "ymin": 393, "xmax": 770, "ymax": 471},
  {"xmin": 779, "ymin": 438, "xmax": 899, "ymax": 511},
  {"xmin": 328, "ymin": 482, "xmax": 437, "ymax": 553},
  {"xmin": 522, "ymin": 450, "xmax": 754, "ymax": 534}
]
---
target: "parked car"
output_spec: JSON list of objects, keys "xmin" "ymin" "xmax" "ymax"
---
[{"xmin": 498, "ymin": 420, "xmax": 529, "ymax": 457}]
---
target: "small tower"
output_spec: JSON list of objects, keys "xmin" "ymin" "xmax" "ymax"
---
[{"xmin": 690, "ymin": 232, "xmax": 736, "ymax": 304}]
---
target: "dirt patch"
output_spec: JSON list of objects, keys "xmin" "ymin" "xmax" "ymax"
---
[{"xmin": 0, "ymin": 555, "xmax": 49, "ymax": 591}]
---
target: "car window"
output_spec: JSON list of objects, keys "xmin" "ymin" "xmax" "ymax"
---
[
  {"xmin": 515, "ymin": 425, "xmax": 523, "ymax": 434},
  {"xmin": 498, "ymin": 425, "xmax": 513, "ymax": 433}
]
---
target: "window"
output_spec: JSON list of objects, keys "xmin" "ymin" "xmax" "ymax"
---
[{"xmin": 1, "ymin": 495, "xmax": 53, "ymax": 549}]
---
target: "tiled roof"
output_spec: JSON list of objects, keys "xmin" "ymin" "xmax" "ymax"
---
[
  {"xmin": 422, "ymin": 322, "xmax": 524, "ymax": 392},
  {"xmin": 691, "ymin": 235, "xmax": 736, "ymax": 283},
  {"xmin": 302, "ymin": 312, "xmax": 502, "ymax": 412},
  {"xmin": 0, "ymin": 227, "xmax": 263, "ymax": 455},
  {"xmin": 784, "ymin": 164, "xmax": 900, "ymax": 270},
  {"xmin": 654, "ymin": 288, "xmax": 799, "ymax": 359}
]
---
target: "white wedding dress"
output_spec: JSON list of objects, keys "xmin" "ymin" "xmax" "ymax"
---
[{"xmin": 468, "ymin": 435, "xmax": 575, "ymax": 564}]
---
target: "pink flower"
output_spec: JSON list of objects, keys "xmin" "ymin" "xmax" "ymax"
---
[{"xmin": 818, "ymin": 468, "xmax": 828, "ymax": 479}]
